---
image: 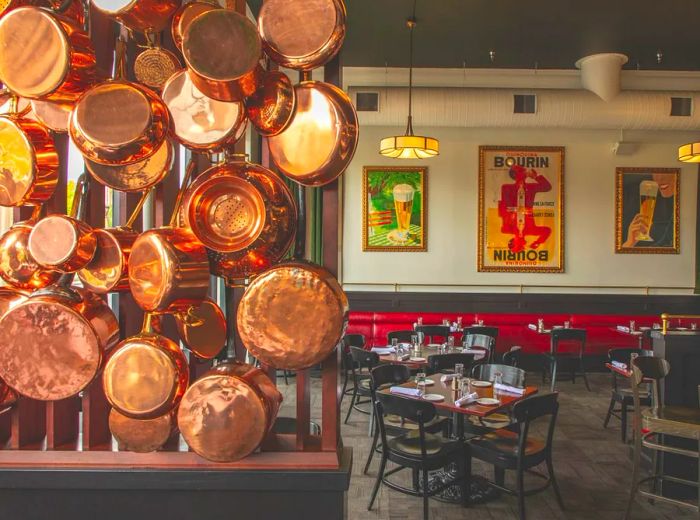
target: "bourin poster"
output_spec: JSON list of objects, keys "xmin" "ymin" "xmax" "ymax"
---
[{"xmin": 478, "ymin": 146, "xmax": 565, "ymax": 272}]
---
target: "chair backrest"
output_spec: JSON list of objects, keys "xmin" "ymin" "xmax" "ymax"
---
[
  {"xmin": 387, "ymin": 330, "xmax": 416, "ymax": 345},
  {"xmin": 350, "ymin": 346, "xmax": 378, "ymax": 369},
  {"xmin": 631, "ymin": 355, "xmax": 668, "ymax": 405},
  {"xmin": 370, "ymin": 364, "xmax": 410, "ymax": 397},
  {"xmin": 511, "ymin": 392, "xmax": 560, "ymax": 459},
  {"xmin": 375, "ymin": 392, "xmax": 437, "ymax": 459},
  {"xmin": 608, "ymin": 348, "xmax": 649, "ymax": 389},
  {"xmin": 473, "ymin": 363, "xmax": 526, "ymax": 387},
  {"xmin": 462, "ymin": 326, "xmax": 498, "ymax": 340},
  {"xmin": 462, "ymin": 333, "xmax": 495, "ymax": 363},
  {"xmin": 502, "ymin": 345, "xmax": 522, "ymax": 367},
  {"xmin": 343, "ymin": 334, "xmax": 365, "ymax": 351},
  {"xmin": 550, "ymin": 328, "xmax": 586, "ymax": 355},
  {"xmin": 427, "ymin": 353, "xmax": 475, "ymax": 375},
  {"xmin": 415, "ymin": 325, "xmax": 451, "ymax": 344}
]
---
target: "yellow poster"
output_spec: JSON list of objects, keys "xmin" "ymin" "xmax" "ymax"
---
[{"xmin": 478, "ymin": 146, "xmax": 564, "ymax": 272}]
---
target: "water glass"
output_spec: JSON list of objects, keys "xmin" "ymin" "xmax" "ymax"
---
[
  {"xmin": 454, "ymin": 363, "xmax": 464, "ymax": 378},
  {"xmin": 447, "ymin": 336, "xmax": 455, "ymax": 349},
  {"xmin": 456, "ymin": 316, "xmax": 463, "ymax": 327},
  {"xmin": 537, "ymin": 318, "xmax": 544, "ymax": 332},
  {"xmin": 563, "ymin": 320, "xmax": 570, "ymax": 329},
  {"xmin": 460, "ymin": 378, "xmax": 471, "ymax": 398},
  {"xmin": 416, "ymin": 371, "xmax": 427, "ymax": 386},
  {"xmin": 391, "ymin": 338, "xmax": 398, "ymax": 348},
  {"xmin": 442, "ymin": 318, "xmax": 450, "ymax": 326},
  {"xmin": 478, "ymin": 319, "xmax": 484, "ymax": 326},
  {"xmin": 629, "ymin": 320, "xmax": 636, "ymax": 332},
  {"xmin": 494, "ymin": 371, "xmax": 503, "ymax": 387},
  {"xmin": 692, "ymin": 323, "xmax": 698, "ymax": 331},
  {"xmin": 417, "ymin": 316, "xmax": 423, "ymax": 326}
]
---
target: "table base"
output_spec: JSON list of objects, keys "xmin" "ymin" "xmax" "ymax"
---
[{"xmin": 421, "ymin": 463, "xmax": 500, "ymax": 504}]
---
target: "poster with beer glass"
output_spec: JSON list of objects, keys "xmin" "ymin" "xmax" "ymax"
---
[
  {"xmin": 478, "ymin": 146, "xmax": 564, "ymax": 272},
  {"xmin": 615, "ymin": 167, "xmax": 679, "ymax": 254},
  {"xmin": 362, "ymin": 166, "xmax": 426, "ymax": 251}
]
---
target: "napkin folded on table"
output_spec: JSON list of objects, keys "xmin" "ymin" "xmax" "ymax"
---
[
  {"xmin": 390, "ymin": 386, "xmax": 422, "ymax": 397},
  {"xmin": 494, "ymin": 382, "xmax": 526, "ymax": 395},
  {"xmin": 462, "ymin": 348, "xmax": 486, "ymax": 360},
  {"xmin": 455, "ymin": 392, "xmax": 479, "ymax": 407},
  {"xmin": 611, "ymin": 360, "xmax": 628, "ymax": 370},
  {"xmin": 440, "ymin": 373, "xmax": 458, "ymax": 382},
  {"xmin": 371, "ymin": 347, "xmax": 396, "ymax": 354},
  {"xmin": 527, "ymin": 324, "xmax": 538, "ymax": 331}
]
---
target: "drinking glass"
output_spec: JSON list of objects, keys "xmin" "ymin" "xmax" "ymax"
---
[
  {"xmin": 456, "ymin": 316, "xmax": 463, "ymax": 327},
  {"xmin": 494, "ymin": 371, "xmax": 503, "ymax": 386},
  {"xmin": 447, "ymin": 336, "xmax": 455, "ymax": 349},
  {"xmin": 537, "ymin": 318, "xmax": 544, "ymax": 332},
  {"xmin": 417, "ymin": 316, "xmax": 423, "ymax": 326},
  {"xmin": 692, "ymin": 323, "xmax": 698, "ymax": 331},
  {"xmin": 460, "ymin": 378, "xmax": 471, "ymax": 398},
  {"xmin": 454, "ymin": 363, "xmax": 464, "ymax": 378},
  {"xmin": 563, "ymin": 320, "xmax": 570, "ymax": 329},
  {"xmin": 442, "ymin": 318, "xmax": 450, "ymax": 326},
  {"xmin": 416, "ymin": 371, "xmax": 426, "ymax": 386},
  {"xmin": 391, "ymin": 338, "xmax": 398, "ymax": 348},
  {"xmin": 629, "ymin": 320, "xmax": 636, "ymax": 332},
  {"xmin": 478, "ymin": 319, "xmax": 484, "ymax": 326}
]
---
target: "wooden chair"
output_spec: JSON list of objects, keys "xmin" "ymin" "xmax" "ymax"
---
[
  {"xmin": 426, "ymin": 353, "xmax": 476, "ymax": 376},
  {"xmin": 340, "ymin": 334, "xmax": 365, "ymax": 405},
  {"xmin": 468, "ymin": 392, "xmax": 564, "ymax": 520},
  {"xmin": 624, "ymin": 355, "xmax": 700, "ymax": 518},
  {"xmin": 542, "ymin": 328, "xmax": 590, "ymax": 393},
  {"xmin": 387, "ymin": 330, "xmax": 416, "ymax": 345},
  {"xmin": 463, "ymin": 326, "xmax": 498, "ymax": 363},
  {"xmin": 415, "ymin": 324, "xmax": 451, "ymax": 345},
  {"xmin": 368, "ymin": 392, "xmax": 469, "ymax": 520},
  {"xmin": 469, "ymin": 364, "xmax": 526, "ymax": 431},
  {"xmin": 502, "ymin": 345, "xmax": 523, "ymax": 367},
  {"xmin": 344, "ymin": 346, "xmax": 378, "ymax": 424}
]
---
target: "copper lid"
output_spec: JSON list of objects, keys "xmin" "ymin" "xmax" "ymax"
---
[
  {"xmin": 30, "ymin": 99, "xmax": 71, "ymax": 133},
  {"xmin": 28, "ymin": 215, "xmax": 95, "ymax": 269},
  {"xmin": 258, "ymin": 0, "xmax": 345, "ymax": 71},
  {"xmin": 162, "ymin": 69, "xmax": 245, "ymax": 151},
  {"xmin": 171, "ymin": 1, "xmax": 217, "ymax": 51},
  {"xmin": 77, "ymin": 228, "xmax": 131, "ymax": 294},
  {"xmin": 176, "ymin": 298, "xmax": 226, "ymax": 360},
  {"xmin": 0, "ymin": 223, "xmax": 60, "ymax": 290},
  {"xmin": 0, "ymin": 117, "xmax": 36, "ymax": 206},
  {"xmin": 109, "ymin": 408, "xmax": 174, "ymax": 453},
  {"xmin": 0, "ymin": 7, "xmax": 70, "ymax": 99},
  {"xmin": 245, "ymin": 70, "xmax": 296, "ymax": 137},
  {"xmin": 237, "ymin": 261, "xmax": 349, "ymax": 370},
  {"xmin": 85, "ymin": 138, "xmax": 172, "ymax": 192},
  {"xmin": 182, "ymin": 9, "xmax": 261, "ymax": 83}
]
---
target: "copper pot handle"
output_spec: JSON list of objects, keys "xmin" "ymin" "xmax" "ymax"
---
[
  {"xmin": 168, "ymin": 155, "xmax": 197, "ymax": 227},
  {"xmin": 123, "ymin": 187, "xmax": 153, "ymax": 230}
]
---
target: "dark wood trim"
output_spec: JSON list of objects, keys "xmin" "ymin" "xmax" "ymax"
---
[{"xmin": 695, "ymin": 163, "xmax": 700, "ymax": 293}]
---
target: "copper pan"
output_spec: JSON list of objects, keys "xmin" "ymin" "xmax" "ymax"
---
[
  {"xmin": 183, "ymin": 155, "xmax": 296, "ymax": 281},
  {"xmin": 30, "ymin": 99, "xmax": 72, "ymax": 133},
  {"xmin": 0, "ymin": 91, "xmax": 32, "ymax": 117},
  {"xmin": 178, "ymin": 360, "xmax": 282, "ymax": 462},
  {"xmin": 171, "ymin": 1, "xmax": 217, "ymax": 52},
  {"xmin": 77, "ymin": 188, "xmax": 151, "ymax": 294},
  {"xmin": 103, "ymin": 312, "xmax": 188, "ymax": 419},
  {"xmin": 267, "ymin": 80, "xmax": 358, "ymax": 187},
  {"xmin": 244, "ymin": 70, "xmax": 296, "ymax": 137},
  {"xmin": 109, "ymin": 407, "xmax": 177, "ymax": 453},
  {"xmin": 0, "ymin": 176, "xmax": 120, "ymax": 401},
  {"xmin": 0, "ymin": 7, "xmax": 96, "ymax": 102},
  {"xmin": 175, "ymin": 298, "xmax": 226, "ymax": 360},
  {"xmin": 162, "ymin": 69, "xmax": 246, "ymax": 152},
  {"xmin": 128, "ymin": 158, "xmax": 210, "ymax": 313},
  {"xmin": 92, "ymin": 0, "xmax": 179, "ymax": 33},
  {"xmin": 237, "ymin": 261, "xmax": 348, "ymax": 370},
  {"xmin": 182, "ymin": 8, "xmax": 263, "ymax": 102},
  {"xmin": 258, "ymin": 0, "xmax": 346, "ymax": 71}
]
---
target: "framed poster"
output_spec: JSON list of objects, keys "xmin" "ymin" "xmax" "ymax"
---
[
  {"xmin": 615, "ymin": 167, "xmax": 679, "ymax": 254},
  {"xmin": 362, "ymin": 166, "xmax": 427, "ymax": 252},
  {"xmin": 478, "ymin": 146, "xmax": 565, "ymax": 272}
]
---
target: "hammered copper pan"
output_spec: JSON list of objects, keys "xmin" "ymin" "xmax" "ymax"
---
[
  {"xmin": 175, "ymin": 298, "xmax": 226, "ymax": 360},
  {"xmin": 30, "ymin": 99, "xmax": 72, "ymax": 133},
  {"xmin": 92, "ymin": 0, "xmax": 179, "ymax": 33},
  {"xmin": 0, "ymin": 6, "xmax": 96, "ymax": 102},
  {"xmin": 178, "ymin": 360, "xmax": 282, "ymax": 462},
  {"xmin": 109, "ymin": 407, "xmax": 177, "ymax": 453},
  {"xmin": 267, "ymin": 80, "xmax": 358, "ymax": 187},
  {"xmin": 258, "ymin": 0, "xmax": 346, "ymax": 71},
  {"xmin": 171, "ymin": 1, "xmax": 217, "ymax": 51},
  {"xmin": 237, "ymin": 261, "xmax": 348, "ymax": 370},
  {"xmin": 244, "ymin": 70, "xmax": 296, "ymax": 137}
]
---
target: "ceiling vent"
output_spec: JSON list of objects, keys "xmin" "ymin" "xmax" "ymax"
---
[
  {"xmin": 355, "ymin": 91, "xmax": 379, "ymax": 112},
  {"xmin": 670, "ymin": 97, "xmax": 692, "ymax": 117},
  {"xmin": 514, "ymin": 94, "xmax": 536, "ymax": 114},
  {"xmin": 575, "ymin": 53, "xmax": 628, "ymax": 102}
]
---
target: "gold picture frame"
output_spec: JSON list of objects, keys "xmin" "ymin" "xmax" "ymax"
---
[
  {"xmin": 362, "ymin": 166, "xmax": 427, "ymax": 252},
  {"xmin": 478, "ymin": 146, "xmax": 565, "ymax": 272},
  {"xmin": 615, "ymin": 167, "xmax": 680, "ymax": 254}
]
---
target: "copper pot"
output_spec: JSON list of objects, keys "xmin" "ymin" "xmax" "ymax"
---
[
  {"xmin": 258, "ymin": 0, "xmax": 346, "ymax": 71},
  {"xmin": 109, "ymin": 407, "xmax": 177, "ymax": 453},
  {"xmin": 0, "ymin": 114, "xmax": 58, "ymax": 206},
  {"xmin": 237, "ymin": 261, "xmax": 348, "ymax": 370},
  {"xmin": 92, "ymin": 0, "xmax": 179, "ymax": 33},
  {"xmin": 182, "ymin": 8, "xmax": 262, "ymax": 102},
  {"xmin": 103, "ymin": 312, "xmax": 189, "ymax": 419},
  {"xmin": 184, "ymin": 156, "xmax": 296, "ymax": 281},
  {"xmin": 175, "ymin": 298, "xmax": 226, "ymax": 360},
  {"xmin": 267, "ymin": 80, "xmax": 358, "ymax": 187},
  {"xmin": 244, "ymin": 70, "xmax": 296, "ymax": 137},
  {"xmin": 70, "ymin": 79, "xmax": 170, "ymax": 166},
  {"xmin": 162, "ymin": 69, "xmax": 246, "ymax": 152},
  {"xmin": 178, "ymin": 360, "xmax": 282, "ymax": 462},
  {"xmin": 171, "ymin": 1, "xmax": 217, "ymax": 52},
  {"xmin": 29, "ymin": 99, "xmax": 72, "ymax": 133},
  {"xmin": 0, "ymin": 7, "xmax": 96, "ymax": 103}
]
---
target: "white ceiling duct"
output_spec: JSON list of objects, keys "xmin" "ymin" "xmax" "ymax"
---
[
  {"xmin": 575, "ymin": 53, "xmax": 629, "ymax": 102},
  {"xmin": 350, "ymin": 87, "xmax": 700, "ymax": 131}
]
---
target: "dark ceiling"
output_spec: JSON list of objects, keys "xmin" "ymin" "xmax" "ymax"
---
[{"xmin": 249, "ymin": 0, "xmax": 700, "ymax": 71}]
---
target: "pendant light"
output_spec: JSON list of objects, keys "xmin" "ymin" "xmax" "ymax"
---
[
  {"xmin": 379, "ymin": 1, "xmax": 439, "ymax": 159},
  {"xmin": 678, "ymin": 142, "xmax": 700, "ymax": 163}
]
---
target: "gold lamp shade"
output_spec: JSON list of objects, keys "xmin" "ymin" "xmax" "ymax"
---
[
  {"xmin": 678, "ymin": 142, "xmax": 700, "ymax": 163},
  {"xmin": 380, "ymin": 133, "xmax": 439, "ymax": 159}
]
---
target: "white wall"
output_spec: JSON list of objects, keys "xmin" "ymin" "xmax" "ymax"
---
[{"xmin": 341, "ymin": 126, "xmax": 699, "ymax": 294}]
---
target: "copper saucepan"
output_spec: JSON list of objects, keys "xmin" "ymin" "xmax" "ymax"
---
[
  {"xmin": 237, "ymin": 261, "xmax": 349, "ymax": 370},
  {"xmin": 258, "ymin": 0, "xmax": 346, "ymax": 71},
  {"xmin": 161, "ymin": 68, "xmax": 247, "ymax": 152},
  {"xmin": 182, "ymin": 154, "xmax": 297, "ymax": 281},
  {"xmin": 170, "ymin": 1, "xmax": 217, "ymax": 52},
  {"xmin": 92, "ymin": 0, "xmax": 179, "ymax": 33},
  {"xmin": 175, "ymin": 298, "xmax": 226, "ymax": 360},
  {"xmin": 128, "ymin": 158, "xmax": 210, "ymax": 313},
  {"xmin": 0, "ymin": 6, "xmax": 96, "ymax": 103},
  {"xmin": 178, "ymin": 360, "xmax": 282, "ymax": 462},
  {"xmin": 109, "ymin": 407, "xmax": 177, "ymax": 453},
  {"xmin": 244, "ymin": 69, "xmax": 296, "ymax": 137},
  {"xmin": 182, "ymin": 8, "xmax": 263, "ymax": 102},
  {"xmin": 30, "ymin": 99, "xmax": 72, "ymax": 133},
  {"xmin": 267, "ymin": 79, "xmax": 358, "ymax": 187},
  {"xmin": 103, "ymin": 312, "xmax": 189, "ymax": 419}
]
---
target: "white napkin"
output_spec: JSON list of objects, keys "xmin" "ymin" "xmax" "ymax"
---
[
  {"xmin": 462, "ymin": 348, "xmax": 486, "ymax": 360},
  {"xmin": 390, "ymin": 386, "xmax": 422, "ymax": 397},
  {"xmin": 494, "ymin": 382, "xmax": 526, "ymax": 395},
  {"xmin": 528, "ymin": 324, "xmax": 538, "ymax": 331},
  {"xmin": 455, "ymin": 392, "xmax": 479, "ymax": 407},
  {"xmin": 617, "ymin": 325, "xmax": 630, "ymax": 333},
  {"xmin": 440, "ymin": 374, "xmax": 458, "ymax": 382},
  {"xmin": 611, "ymin": 360, "xmax": 628, "ymax": 370},
  {"xmin": 399, "ymin": 342, "xmax": 412, "ymax": 348},
  {"xmin": 371, "ymin": 347, "xmax": 396, "ymax": 354}
]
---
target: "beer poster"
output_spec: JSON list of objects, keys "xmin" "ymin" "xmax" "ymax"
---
[
  {"xmin": 362, "ymin": 166, "xmax": 427, "ymax": 252},
  {"xmin": 615, "ymin": 167, "xmax": 679, "ymax": 254},
  {"xmin": 478, "ymin": 146, "xmax": 565, "ymax": 272}
]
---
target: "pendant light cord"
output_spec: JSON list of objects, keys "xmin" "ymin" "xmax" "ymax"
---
[{"xmin": 406, "ymin": 0, "xmax": 417, "ymax": 136}]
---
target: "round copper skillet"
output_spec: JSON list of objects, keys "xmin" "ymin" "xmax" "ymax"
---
[
  {"xmin": 258, "ymin": 0, "xmax": 346, "ymax": 71},
  {"xmin": 0, "ymin": 6, "xmax": 96, "ymax": 103},
  {"xmin": 178, "ymin": 360, "xmax": 282, "ymax": 462},
  {"xmin": 0, "ymin": 176, "xmax": 120, "ymax": 401},
  {"xmin": 92, "ymin": 0, "xmax": 179, "ymax": 33},
  {"xmin": 103, "ymin": 312, "xmax": 189, "ymax": 419},
  {"xmin": 109, "ymin": 407, "xmax": 177, "ymax": 453},
  {"xmin": 175, "ymin": 297, "xmax": 226, "ymax": 360},
  {"xmin": 244, "ymin": 70, "xmax": 296, "ymax": 137},
  {"xmin": 30, "ymin": 99, "xmax": 72, "ymax": 133},
  {"xmin": 237, "ymin": 261, "xmax": 348, "ymax": 370},
  {"xmin": 171, "ymin": 1, "xmax": 217, "ymax": 52},
  {"xmin": 182, "ymin": 8, "xmax": 263, "ymax": 102},
  {"xmin": 267, "ymin": 80, "xmax": 358, "ymax": 187}
]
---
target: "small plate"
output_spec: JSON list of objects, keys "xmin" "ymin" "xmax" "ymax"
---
[
  {"xmin": 416, "ymin": 379, "xmax": 435, "ymax": 386},
  {"xmin": 471, "ymin": 380, "xmax": 492, "ymax": 388},
  {"xmin": 676, "ymin": 327, "xmax": 689, "ymax": 330},
  {"xmin": 422, "ymin": 393, "xmax": 444, "ymax": 402},
  {"xmin": 409, "ymin": 357, "xmax": 426, "ymax": 362},
  {"xmin": 476, "ymin": 398, "xmax": 500, "ymax": 406},
  {"xmin": 427, "ymin": 343, "xmax": 441, "ymax": 348}
]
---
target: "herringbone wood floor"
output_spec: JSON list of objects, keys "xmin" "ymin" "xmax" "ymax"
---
[{"xmin": 278, "ymin": 372, "xmax": 695, "ymax": 520}]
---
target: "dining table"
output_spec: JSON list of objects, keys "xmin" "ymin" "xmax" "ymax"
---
[{"xmin": 375, "ymin": 345, "xmax": 487, "ymax": 370}]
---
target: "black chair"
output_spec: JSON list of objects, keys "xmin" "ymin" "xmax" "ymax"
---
[
  {"xmin": 340, "ymin": 334, "xmax": 365, "ymax": 405},
  {"xmin": 602, "ymin": 348, "xmax": 651, "ymax": 442},
  {"xmin": 387, "ymin": 330, "xmax": 416, "ymax": 344},
  {"xmin": 415, "ymin": 325, "xmax": 451, "ymax": 345},
  {"xmin": 426, "ymin": 353, "xmax": 475, "ymax": 376},
  {"xmin": 463, "ymin": 326, "xmax": 498, "ymax": 363},
  {"xmin": 542, "ymin": 328, "xmax": 590, "ymax": 393},
  {"xmin": 472, "ymin": 363, "xmax": 526, "ymax": 388},
  {"xmin": 363, "ymin": 364, "xmax": 447, "ymax": 474},
  {"xmin": 368, "ymin": 392, "xmax": 469, "ymax": 520},
  {"xmin": 502, "ymin": 345, "xmax": 523, "ymax": 367},
  {"xmin": 468, "ymin": 392, "xmax": 564, "ymax": 520},
  {"xmin": 344, "ymin": 346, "xmax": 378, "ymax": 424}
]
